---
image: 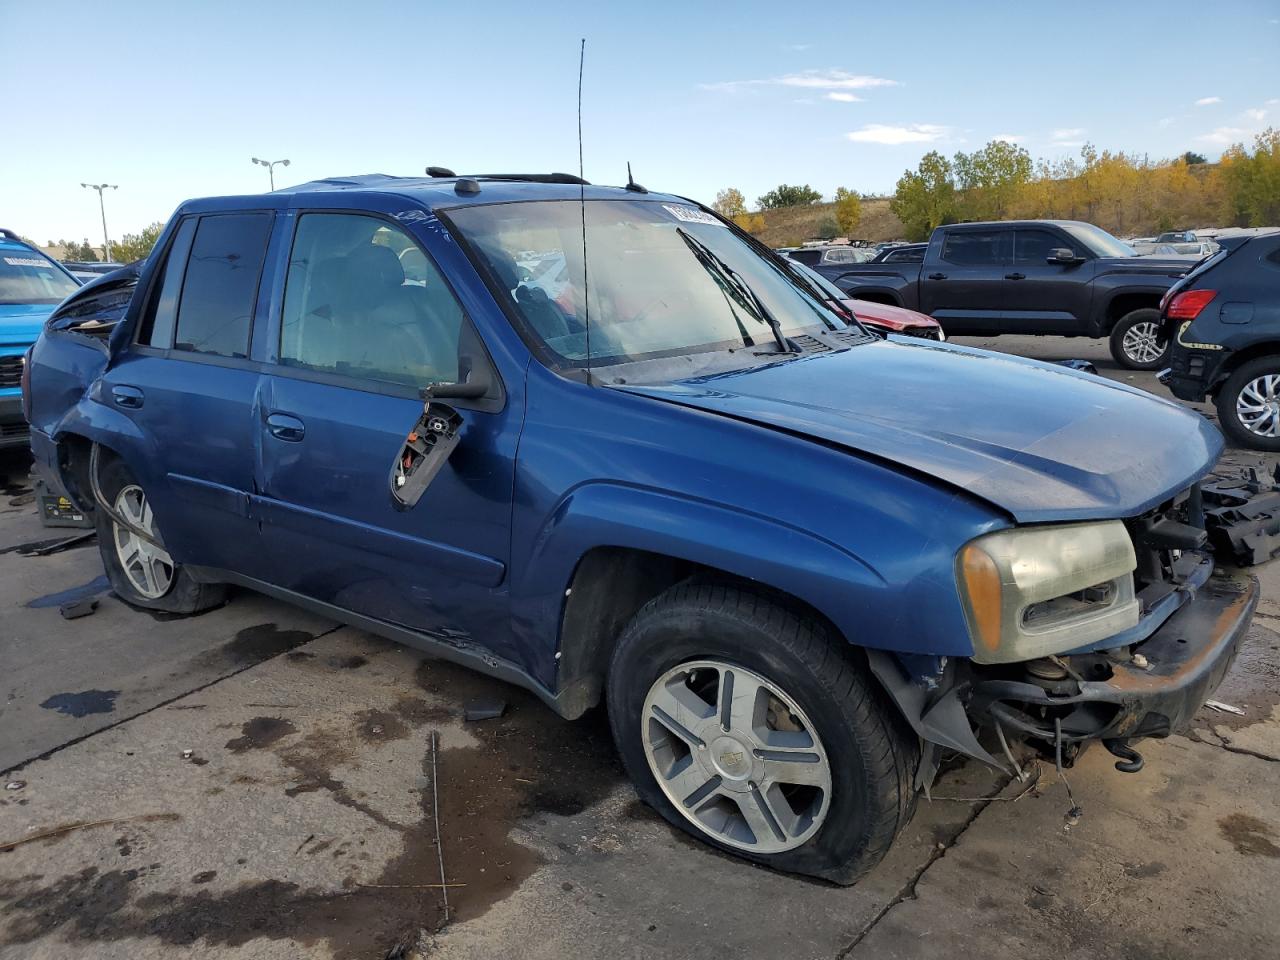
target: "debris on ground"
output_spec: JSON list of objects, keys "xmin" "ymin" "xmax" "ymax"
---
[
  {"xmin": 58, "ymin": 597, "xmax": 99, "ymax": 620},
  {"xmin": 1055, "ymin": 358, "xmax": 1098, "ymax": 375},
  {"xmin": 463, "ymin": 698, "xmax": 507, "ymax": 722},
  {"xmin": 1204, "ymin": 699, "xmax": 1246, "ymax": 716},
  {"xmin": 1202, "ymin": 466, "xmax": 1280, "ymax": 566},
  {"xmin": 12, "ymin": 531, "xmax": 97, "ymax": 558},
  {"xmin": 5, "ymin": 781, "xmax": 25, "ymax": 791}
]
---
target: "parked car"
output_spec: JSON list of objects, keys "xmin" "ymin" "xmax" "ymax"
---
[
  {"xmin": 1157, "ymin": 231, "xmax": 1198, "ymax": 244},
  {"xmin": 61, "ymin": 260, "xmax": 127, "ymax": 283},
  {"xmin": 869, "ymin": 243, "xmax": 926, "ymax": 264},
  {"xmin": 784, "ymin": 245, "xmax": 875, "ymax": 268},
  {"xmin": 829, "ymin": 220, "xmax": 1189, "ymax": 370},
  {"xmin": 26, "ymin": 174, "xmax": 1256, "ymax": 883},
  {"xmin": 0, "ymin": 228, "xmax": 81, "ymax": 448},
  {"xmin": 1160, "ymin": 231, "xmax": 1280, "ymax": 449},
  {"xmin": 786, "ymin": 260, "xmax": 944, "ymax": 339}
]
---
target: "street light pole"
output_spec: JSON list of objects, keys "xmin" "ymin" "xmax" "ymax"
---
[
  {"xmin": 250, "ymin": 157, "xmax": 291, "ymax": 191},
  {"xmin": 80, "ymin": 182, "xmax": 118, "ymax": 262}
]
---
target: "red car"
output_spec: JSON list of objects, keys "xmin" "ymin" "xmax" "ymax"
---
[{"xmin": 790, "ymin": 260, "xmax": 945, "ymax": 341}]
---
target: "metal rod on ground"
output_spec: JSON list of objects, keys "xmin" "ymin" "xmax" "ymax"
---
[{"xmin": 431, "ymin": 730, "xmax": 449, "ymax": 922}]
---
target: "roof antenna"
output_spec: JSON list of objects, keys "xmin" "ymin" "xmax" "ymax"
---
[
  {"xmin": 625, "ymin": 161, "xmax": 647, "ymax": 193},
  {"xmin": 577, "ymin": 37, "xmax": 592, "ymax": 384}
]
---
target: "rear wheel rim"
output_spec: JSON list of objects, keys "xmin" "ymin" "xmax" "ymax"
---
[
  {"xmin": 1236, "ymin": 374, "xmax": 1280, "ymax": 438},
  {"xmin": 112, "ymin": 484, "xmax": 174, "ymax": 599},
  {"xmin": 1121, "ymin": 321, "xmax": 1166, "ymax": 365},
  {"xmin": 641, "ymin": 660, "xmax": 832, "ymax": 854}
]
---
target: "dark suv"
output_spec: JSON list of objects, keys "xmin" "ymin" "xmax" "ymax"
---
[
  {"xmin": 25, "ymin": 172, "xmax": 1256, "ymax": 883},
  {"xmin": 1160, "ymin": 231, "xmax": 1280, "ymax": 449}
]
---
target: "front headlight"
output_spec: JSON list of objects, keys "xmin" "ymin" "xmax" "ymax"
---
[{"xmin": 957, "ymin": 521, "xmax": 1139, "ymax": 664}]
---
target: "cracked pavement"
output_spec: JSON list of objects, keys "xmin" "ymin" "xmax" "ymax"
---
[{"xmin": 1, "ymin": 334, "xmax": 1278, "ymax": 959}]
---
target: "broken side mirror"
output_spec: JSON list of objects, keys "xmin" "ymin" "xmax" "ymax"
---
[{"xmin": 389, "ymin": 368, "xmax": 490, "ymax": 509}]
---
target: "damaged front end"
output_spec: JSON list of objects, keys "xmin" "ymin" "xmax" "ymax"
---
[{"xmin": 871, "ymin": 485, "xmax": 1259, "ymax": 791}]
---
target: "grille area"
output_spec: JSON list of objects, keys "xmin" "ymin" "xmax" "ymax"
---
[{"xmin": 0, "ymin": 355, "xmax": 22, "ymax": 389}]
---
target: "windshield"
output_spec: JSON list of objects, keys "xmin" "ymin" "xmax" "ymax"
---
[
  {"xmin": 0, "ymin": 249, "xmax": 80, "ymax": 304},
  {"xmin": 447, "ymin": 199, "xmax": 846, "ymax": 367},
  {"xmin": 1062, "ymin": 222, "xmax": 1138, "ymax": 258},
  {"xmin": 792, "ymin": 261, "xmax": 846, "ymax": 301}
]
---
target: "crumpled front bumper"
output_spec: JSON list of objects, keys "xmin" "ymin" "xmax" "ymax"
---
[{"xmin": 968, "ymin": 569, "xmax": 1258, "ymax": 747}]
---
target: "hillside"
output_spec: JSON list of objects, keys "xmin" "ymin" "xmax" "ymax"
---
[{"xmin": 755, "ymin": 197, "xmax": 905, "ymax": 248}]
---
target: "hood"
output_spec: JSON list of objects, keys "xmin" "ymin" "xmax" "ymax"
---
[
  {"xmin": 1097, "ymin": 257, "xmax": 1190, "ymax": 277},
  {"xmin": 0, "ymin": 302, "xmax": 53, "ymax": 347},
  {"xmin": 845, "ymin": 298, "xmax": 938, "ymax": 331},
  {"xmin": 621, "ymin": 339, "xmax": 1221, "ymax": 524}
]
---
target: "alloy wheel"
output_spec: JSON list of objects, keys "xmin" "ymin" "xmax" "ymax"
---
[
  {"xmin": 1121, "ymin": 321, "xmax": 1166, "ymax": 365},
  {"xmin": 641, "ymin": 659, "xmax": 832, "ymax": 854},
  {"xmin": 1237, "ymin": 374, "xmax": 1280, "ymax": 438},
  {"xmin": 112, "ymin": 484, "xmax": 174, "ymax": 599}
]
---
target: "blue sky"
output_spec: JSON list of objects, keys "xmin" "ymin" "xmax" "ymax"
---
[{"xmin": 3, "ymin": 0, "xmax": 1277, "ymax": 244}]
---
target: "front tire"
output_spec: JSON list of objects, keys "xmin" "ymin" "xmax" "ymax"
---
[
  {"xmin": 607, "ymin": 582, "xmax": 918, "ymax": 884},
  {"xmin": 94, "ymin": 457, "xmax": 225, "ymax": 614},
  {"xmin": 1216, "ymin": 356, "xmax": 1280, "ymax": 451},
  {"xmin": 1109, "ymin": 309, "xmax": 1169, "ymax": 370}
]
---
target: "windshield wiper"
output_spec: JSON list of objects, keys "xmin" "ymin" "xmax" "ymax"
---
[{"xmin": 677, "ymin": 228, "xmax": 797, "ymax": 354}]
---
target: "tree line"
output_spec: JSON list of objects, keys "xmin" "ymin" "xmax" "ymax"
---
[
  {"xmin": 48, "ymin": 222, "xmax": 166, "ymax": 263},
  {"xmin": 714, "ymin": 128, "xmax": 1279, "ymax": 243}
]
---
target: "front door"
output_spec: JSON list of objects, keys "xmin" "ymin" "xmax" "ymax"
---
[
  {"xmin": 103, "ymin": 211, "xmax": 273, "ymax": 578},
  {"xmin": 918, "ymin": 227, "xmax": 1010, "ymax": 334},
  {"xmin": 1003, "ymin": 227, "xmax": 1095, "ymax": 334},
  {"xmin": 254, "ymin": 211, "xmax": 524, "ymax": 665}
]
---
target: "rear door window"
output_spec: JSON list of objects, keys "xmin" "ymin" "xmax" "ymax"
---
[
  {"xmin": 172, "ymin": 214, "xmax": 272, "ymax": 358},
  {"xmin": 941, "ymin": 230, "xmax": 1009, "ymax": 265}
]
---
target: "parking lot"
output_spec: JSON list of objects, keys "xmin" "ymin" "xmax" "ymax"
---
[{"xmin": 0, "ymin": 333, "xmax": 1275, "ymax": 960}]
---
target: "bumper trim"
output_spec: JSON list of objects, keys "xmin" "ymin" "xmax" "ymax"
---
[{"xmin": 970, "ymin": 569, "xmax": 1258, "ymax": 744}]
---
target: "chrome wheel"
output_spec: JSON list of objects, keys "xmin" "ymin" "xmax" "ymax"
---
[
  {"xmin": 112, "ymin": 484, "xmax": 174, "ymax": 599},
  {"xmin": 1121, "ymin": 321, "xmax": 1166, "ymax": 365},
  {"xmin": 641, "ymin": 660, "xmax": 831, "ymax": 854},
  {"xmin": 1236, "ymin": 374, "xmax": 1280, "ymax": 438}
]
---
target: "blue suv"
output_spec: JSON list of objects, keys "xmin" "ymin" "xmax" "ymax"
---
[
  {"xmin": 24, "ymin": 173, "xmax": 1257, "ymax": 882},
  {"xmin": 0, "ymin": 229, "xmax": 80, "ymax": 448}
]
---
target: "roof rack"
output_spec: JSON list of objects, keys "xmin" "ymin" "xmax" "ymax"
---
[{"xmin": 463, "ymin": 172, "xmax": 591, "ymax": 186}]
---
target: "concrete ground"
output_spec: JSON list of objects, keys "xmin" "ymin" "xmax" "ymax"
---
[{"xmin": 1, "ymin": 334, "xmax": 1278, "ymax": 959}]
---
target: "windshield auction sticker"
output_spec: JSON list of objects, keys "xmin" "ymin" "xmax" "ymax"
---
[
  {"xmin": 662, "ymin": 204, "xmax": 725, "ymax": 226},
  {"xmin": 3, "ymin": 257, "xmax": 52, "ymax": 267}
]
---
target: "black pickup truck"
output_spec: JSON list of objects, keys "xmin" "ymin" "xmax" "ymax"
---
[{"xmin": 821, "ymin": 220, "xmax": 1191, "ymax": 369}]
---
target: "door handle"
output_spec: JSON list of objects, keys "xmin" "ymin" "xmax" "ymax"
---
[
  {"xmin": 1004, "ymin": 272, "xmax": 1027, "ymax": 280},
  {"xmin": 927, "ymin": 272, "xmax": 948, "ymax": 280},
  {"xmin": 266, "ymin": 412, "xmax": 306, "ymax": 442},
  {"xmin": 111, "ymin": 385, "xmax": 144, "ymax": 409}
]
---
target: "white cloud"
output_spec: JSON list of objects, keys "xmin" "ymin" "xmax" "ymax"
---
[
  {"xmin": 992, "ymin": 133, "xmax": 1024, "ymax": 143},
  {"xmin": 1049, "ymin": 128, "xmax": 1085, "ymax": 147},
  {"xmin": 845, "ymin": 123, "xmax": 950, "ymax": 145},
  {"xmin": 1244, "ymin": 107, "xmax": 1268, "ymax": 122},
  {"xmin": 702, "ymin": 69, "xmax": 898, "ymax": 93},
  {"xmin": 1197, "ymin": 126, "xmax": 1252, "ymax": 145},
  {"xmin": 1194, "ymin": 96, "xmax": 1222, "ymax": 106},
  {"xmin": 1157, "ymin": 117, "xmax": 1175, "ymax": 128},
  {"xmin": 825, "ymin": 92, "xmax": 862, "ymax": 102}
]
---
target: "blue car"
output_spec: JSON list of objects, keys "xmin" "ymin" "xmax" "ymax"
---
[
  {"xmin": 24, "ymin": 173, "xmax": 1257, "ymax": 882},
  {"xmin": 0, "ymin": 229, "xmax": 80, "ymax": 448}
]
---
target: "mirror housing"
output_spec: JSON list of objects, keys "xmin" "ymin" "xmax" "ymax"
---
[{"xmin": 1048, "ymin": 248, "xmax": 1081, "ymax": 265}]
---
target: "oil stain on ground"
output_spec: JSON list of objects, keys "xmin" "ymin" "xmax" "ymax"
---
[
  {"xmin": 1219, "ymin": 813, "xmax": 1280, "ymax": 857},
  {"xmin": 224, "ymin": 717, "xmax": 297, "ymax": 754},
  {"xmin": 0, "ymin": 658, "xmax": 623, "ymax": 958},
  {"xmin": 39, "ymin": 690, "xmax": 120, "ymax": 718},
  {"xmin": 200, "ymin": 623, "xmax": 317, "ymax": 670}
]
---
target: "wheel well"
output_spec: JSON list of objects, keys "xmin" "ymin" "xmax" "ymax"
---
[
  {"xmin": 554, "ymin": 547, "xmax": 846, "ymax": 718},
  {"xmin": 847, "ymin": 290, "xmax": 900, "ymax": 307},
  {"xmin": 56, "ymin": 433, "xmax": 98, "ymax": 514},
  {"xmin": 1105, "ymin": 293, "xmax": 1161, "ymax": 331},
  {"xmin": 1208, "ymin": 343, "xmax": 1280, "ymax": 396}
]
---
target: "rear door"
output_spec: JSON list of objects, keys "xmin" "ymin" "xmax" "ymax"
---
[
  {"xmin": 1003, "ymin": 226, "xmax": 1096, "ymax": 333},
  {"xmin": 100, "ymin": 212, "xmax": 274, "ymax": 576},
  {"xmin": 918, "ymin": 227, "xmax": 1010, "ymax": 333},
  {"xmin": 254, "ymin": 209, "xmax": 523, "ymax": 661}
]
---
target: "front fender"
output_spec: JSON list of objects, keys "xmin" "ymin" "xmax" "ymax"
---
[
  {"xmin": 49, "ymin": 393, "xmax": 161, "ymax": 507},
  {"xmin": 512, "ymin": 480, "xmax": 977, "ymax": 672}
]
